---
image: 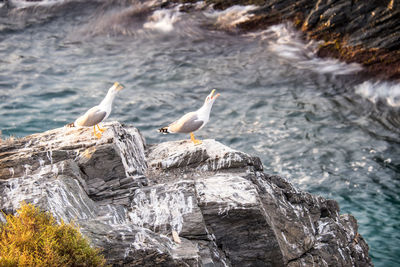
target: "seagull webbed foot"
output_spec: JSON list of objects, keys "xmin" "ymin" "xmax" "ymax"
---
[
  {"xmin": 97, "ymin": 124, "xmax": 106, "ymax": 133},
  {"xmin": 93, "ymin": 126, "xmax": 102, "ymax": 139},
  {"xmin": 193, "ymin": 140, "xmax": 202, "ymax": 145},
  {"xmin": 190, "ymin": 132, "xmax": 202, "ymax": 145}
]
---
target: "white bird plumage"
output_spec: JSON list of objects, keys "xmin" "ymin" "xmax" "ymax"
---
[
  {"xmin": 68, "ymin": 82, "xmax": 124, "ymax": 138},
  {"xmin": 158, "ymin": 89, "xmax": 220, "ymax": 145}
]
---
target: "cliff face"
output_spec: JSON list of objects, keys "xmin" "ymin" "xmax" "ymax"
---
[
  {"xmin": 0, "ymin": 122, "xmax": 372, "ymax": 266},
  {"xmin": 196, "ymin": 0, "xmax": 400, "ymax": 80}
]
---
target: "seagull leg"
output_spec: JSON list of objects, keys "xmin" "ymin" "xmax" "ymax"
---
[
  {"xmin": 93, "ymin": 125, "xmax": 102, "ymax": 139},
  {"xmin": 190, "ymin": 132, "xmax": 202, "ymax": 145},
  {"xmin": 96, "ymin": 124, "xmax": 106, "ymax": 133}
]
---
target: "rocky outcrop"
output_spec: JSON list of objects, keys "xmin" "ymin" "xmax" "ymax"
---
[
  {"xmin": 0, "ymin": 122, "xmax": 372, "ymax": 266},
  {"xmin": 180, "ymin": 0, "xmax": 400, "ymax": 80}
]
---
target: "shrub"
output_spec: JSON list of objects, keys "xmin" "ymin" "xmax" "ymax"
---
[{"xmin": 0, "ymin": 203, "xmax": 107, "ymax": 267}]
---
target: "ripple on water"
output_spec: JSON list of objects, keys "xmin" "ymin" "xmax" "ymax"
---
[{"xmin": 0, "ymin": 2, "xmax": 399, "ymax": 266}]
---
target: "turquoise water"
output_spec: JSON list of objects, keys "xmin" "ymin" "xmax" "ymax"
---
[{"xmin": 0, "ymin": 1, "xmax": 399, "ymax": 265}]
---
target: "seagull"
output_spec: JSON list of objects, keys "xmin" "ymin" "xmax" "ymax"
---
[
  {"xmin": 67, "ymin": 82, "xmax": 124, "ymax": 138},
  {"xmin": 158, "ymin": 89, "xmax": 220, "ymax": 145}
]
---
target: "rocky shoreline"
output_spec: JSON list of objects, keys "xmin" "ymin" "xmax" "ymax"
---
[
  {"xmin": 178, "ymin": 0, "xmax": 400, "ymax": 81},
  {"xmin": 2, "ymin": 0, "xmax": 398, "ymax": 81},
  {"xmin": 0, "ymin": 122, "xmax": 372, "ymax": 266}
]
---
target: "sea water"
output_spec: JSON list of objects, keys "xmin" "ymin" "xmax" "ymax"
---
[{"xmin": 0, "ymin": 1, "xmax": 399, "ymax": 266}]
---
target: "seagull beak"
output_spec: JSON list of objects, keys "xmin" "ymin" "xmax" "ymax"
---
[
  {"xmin": 114, "ymin": 82, "xmax": 124, "ymax": 91},
  {"xmin": 210, "ymin": 89, "xmax": 220, "ymax": 100}
]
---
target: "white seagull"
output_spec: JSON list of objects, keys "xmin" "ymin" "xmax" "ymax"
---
[
  {"xmin": 68, "ymin": 82, "xmax": 124, "ymax": 138},
  {"xmin": 158, "ymin": 89, "xmax": 220, "ymax": 145}
]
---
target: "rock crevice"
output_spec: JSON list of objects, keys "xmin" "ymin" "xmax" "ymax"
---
[{"xmin": 0, "ymin": 122, "xmax": 372, "ymax": 266}]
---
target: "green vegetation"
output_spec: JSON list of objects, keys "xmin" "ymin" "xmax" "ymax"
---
[{"xmin": 0, "ymin": 203, "xmax": 107, "ymax": 267}]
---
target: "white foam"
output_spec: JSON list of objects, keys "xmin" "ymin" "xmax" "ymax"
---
[
  {"xmin": 247, "ymin": 24, "xmax": 362, "ymax": 75},
  {"xmin": 355, "ymin": 81, "xmax": 400, "ymax": 107},
  {"xmin": 204, "ymin": 5, "xmax": 257, "ymax": 29},
  {"xmin": 144, "ymin": 8, "xmax": 181, "ymax": 33},
  {"xmin": 9, "ymin": 0, "xmax": 65, "ymax": 8}
]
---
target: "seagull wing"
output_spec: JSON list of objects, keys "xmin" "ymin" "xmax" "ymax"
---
[
  {"xmin": 75, "ymin": 106, "xmax": 107, "ymax": 127},
  {"xmin": 168, "ymin": 112, "xmax": 204, "ymax": 133}
]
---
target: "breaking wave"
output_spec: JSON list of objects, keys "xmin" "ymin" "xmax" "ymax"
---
[
  {"xmin": 203, "ymin": 5, "xmax": 258, "ymax": 30},
  {"xmin": 246, "ymin": 24, "xmax": 362, "ymax": 76},
  {"xmin": 143, "ymin": 7, "xmax": 181, "ymax": 33},
  {"xmin": 355, "ymin": 81, "xmax": 400, "ymax": 108}
]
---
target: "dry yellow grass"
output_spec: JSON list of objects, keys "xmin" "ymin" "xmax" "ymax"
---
[{"xmin": 0, "ymin": 203, "xmax": 108, "ymax": 267}]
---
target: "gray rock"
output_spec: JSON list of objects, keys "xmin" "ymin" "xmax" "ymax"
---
[
  {"xmin": 0, "ymin": 122, "xmax": 372, "ymax": 266},
  {"xmin": 195, "ymin": 0, "xmax": 399, "ymax": 79}
]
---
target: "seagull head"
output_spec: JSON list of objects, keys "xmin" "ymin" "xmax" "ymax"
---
[
  {"xmin": 204, "ymin": 89, "xmax": 220, "ymax": 105},
  {"xmin": 111, "ymin": 82, "xmax": 124, "ymax": 92}
]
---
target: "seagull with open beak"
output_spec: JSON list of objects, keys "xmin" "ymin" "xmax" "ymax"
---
[{"xmin": 158, "ymin": 89, "xmax": 220, "ymax": 145}]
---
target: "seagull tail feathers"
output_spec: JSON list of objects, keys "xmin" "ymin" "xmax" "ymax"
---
[{"xmin": 158, "ymin": 126, "xmax": 169, "ymax": 134}]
